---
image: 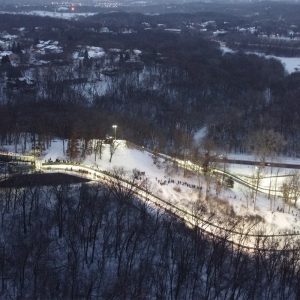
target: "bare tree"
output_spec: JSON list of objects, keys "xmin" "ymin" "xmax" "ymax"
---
[
  {"xmin": 281, "ymin": 171, "xmax": 300, "ymax": 211},
  {"xmin": 251, "ymin": 165, "xmax": 265, "ymax": 211},
  {"xmin": 248, "ymin": 129, "xmax": 286, "ymax": 210},
  {"xmin": 94, "ymin": 139, "xmax": 104, "ymax": 161},
  {"xmin": 109, "ymin": 140, "xmax": 120, "ymax": 163}
]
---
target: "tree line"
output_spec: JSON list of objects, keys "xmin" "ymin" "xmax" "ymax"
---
[{"xmin": 0, "ymin": 14, "xmax": 300, "ymax": 156}]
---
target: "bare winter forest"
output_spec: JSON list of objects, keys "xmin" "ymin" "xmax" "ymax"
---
[
  {"xmin": 1, "ymin": 1, "xmax": 300, "ymax": 299},
  {"xmin": 0, "ymin": 181, "xmax": 300, "ymax": 299}
]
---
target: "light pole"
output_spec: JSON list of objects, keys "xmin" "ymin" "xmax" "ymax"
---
[{"xmin": 112, "ymin": 125, "xmax": 118, "ymax": 140}]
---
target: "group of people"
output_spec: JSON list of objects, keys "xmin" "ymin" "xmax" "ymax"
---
[
  {"xmin": 46, "ymin": 158, "xmax": 80, "ymax": 165},
  {"xmin": 155, "ymin": 176, "xmax": 202, "ymax": 190}
]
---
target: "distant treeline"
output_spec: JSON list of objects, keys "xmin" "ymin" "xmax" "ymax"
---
[{"xmin": 0, "ymin": 13, "xmax": 300, "ymax": 156}]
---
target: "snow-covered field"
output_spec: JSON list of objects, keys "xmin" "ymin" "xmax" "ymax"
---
[
  {"xmin": 250, "ymin": 53, "xmax": 300, "ymax": 74},
  {"xmin": 0, "ymin": 11, "xmax": 98, "ymax": 20},
  {"xmin": 219, "ymin": 42, "xmax": 300, "ymax": 74},
  {"xmin": 2, "ymin": 137, "xmax": 300, "ymax": 235}
]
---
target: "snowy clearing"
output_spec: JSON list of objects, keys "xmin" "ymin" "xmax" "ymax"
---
[{"xmin": 2, "ymin": 137, "xmax": 300, "ymax": 236}]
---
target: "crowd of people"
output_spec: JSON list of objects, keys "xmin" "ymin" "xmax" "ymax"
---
[{"xmin": 155, "ymin": 176, "xmax": 202, "ymax": 191}]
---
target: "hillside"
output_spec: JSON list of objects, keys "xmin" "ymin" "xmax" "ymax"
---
[{"xmin": 2, "ymin": 137, "xmax": 300, "ymax": 238}]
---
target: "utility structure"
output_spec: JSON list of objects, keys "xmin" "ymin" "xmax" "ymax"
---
[{"xmin": 112, "ymin": 124, "xmax": 118, "ymax": 140}]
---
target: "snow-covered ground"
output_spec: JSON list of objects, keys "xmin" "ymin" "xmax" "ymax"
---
[
  {"xmin": 219, "ymin": 42, "xmax": 300, "ymax": 74},
  {"xmin": 0, "ymin": 50, "xmax": 12, "ymax": 59},
  {"xmin": 73, "ymin": 46, "xmax": 105, "ymax": 60},
  {"xmin": 35, "ymin": 40, "xmax": 63, "ymax": 55},
  {"xmin": 0, "ymin": 11, "xmax": 97, "ymax": 20},
  {"xmin": 249, "ymin": 52, "xmax": 300, "ymax": 74},
  {"xmin": 0, "ymin": 33, "xmax": 18, "ymax": 41},
  {"xmin": 219, "ymin": 42, "xmax": 235, "ymax": 54},
  {"xmin": 214, "ymin": 152, "xmax": 300, "ymax": 200},
  {"xmin": 227, "ymin": 152, "xmax": 300, "ymax": 164},
  {"xmin": 2, "ymin": 137, "xmax": 300, "ymax": 235}
]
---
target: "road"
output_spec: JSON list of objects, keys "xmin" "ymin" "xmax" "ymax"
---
[
  {"xmin": 214, "ymin": 158, "xmax": 300, "ymax": 170},
  {"xmin": 0, "ymin": 151, "xmax": 35, "ymax": 163}
]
